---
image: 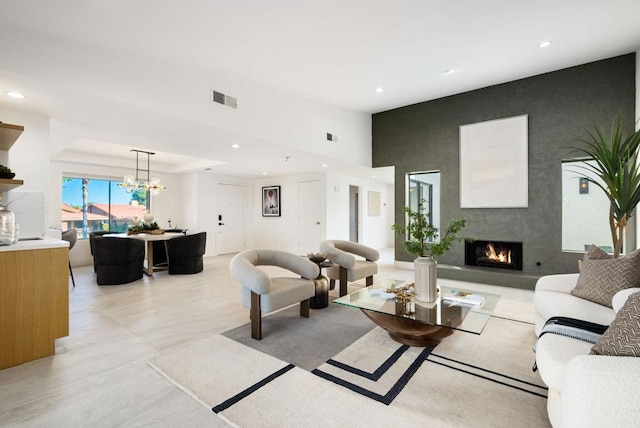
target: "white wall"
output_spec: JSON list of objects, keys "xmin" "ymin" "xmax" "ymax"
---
[
  {"xmin": 325, "ymin": 173, "xmax": 394, "ymax": 249},
  {"xmin": 249, "ymin": 174, "xmax": 326, "ymax": 253},
  {"xmin": 0, "ymin": 109, "xmax": 50, "ymax": 231},
  {"xmin": 0, "ymin": 29, "xmax": 373, "ymax": 170}
]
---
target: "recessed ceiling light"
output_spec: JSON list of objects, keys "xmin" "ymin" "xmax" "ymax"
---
[
  {"xmin": 231, "ymin": 144, "xmax": 240, "ymax": 149},
  {"xmin": 5, "ymin": 91, "xmax": 25, "ymax": 99},
  {"xmin": 375, "ymin": 87, "xmax": 384, "ymax": 94},
  {"xmin": 371, "ymin": 175, "xmax": 376, "ymax": 178},
  {"xmin": 538, "ymin": 40, "xmax": 552, "ymax": 48},
  {"xmin": 261, "ymin": 172, "xmax": 267, "ymax": 175},
  {"xmin": 444, "ymin": 69, "xmax": 456, "ymax": 75},
  {"xmin": 322, "ymin": 164, "xmax": 328, "ymax": 168}
]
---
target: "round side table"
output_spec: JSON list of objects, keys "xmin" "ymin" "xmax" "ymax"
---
[{"xmin": 309, "ymin": 260, "xmax": 334, "ymax": 309}]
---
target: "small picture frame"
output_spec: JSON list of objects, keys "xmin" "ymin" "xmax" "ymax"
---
[{"xmin": 262, "ymin": 186, "xmax": 281, "ymax": 217}]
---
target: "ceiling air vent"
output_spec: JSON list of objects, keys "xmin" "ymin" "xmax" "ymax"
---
[{"xmin": 211, "ymin": 89, "xmax": 238, "ymax": 109}]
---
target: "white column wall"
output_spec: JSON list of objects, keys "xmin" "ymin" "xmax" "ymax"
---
[{"xmin": 325, "ymin": 173, "xmax": 394, "ymax": 249}]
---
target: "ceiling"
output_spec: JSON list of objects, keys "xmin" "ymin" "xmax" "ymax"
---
[{"xmin": 0, "ymin": 0, "xmax": 639, "ymax": 182}]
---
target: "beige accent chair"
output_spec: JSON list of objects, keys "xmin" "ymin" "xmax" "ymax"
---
[
  {"xmin": 319, "ymin": 240, "xmax": 379, "ymax": 297},
  {"xmin": 230, "ymin": 249, "xmax": 320, "ymax": 340}
]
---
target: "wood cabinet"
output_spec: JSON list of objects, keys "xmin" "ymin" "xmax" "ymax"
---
[{"xmin": 0, "ymin": 243, "xmax": 69, "ymax": 370}]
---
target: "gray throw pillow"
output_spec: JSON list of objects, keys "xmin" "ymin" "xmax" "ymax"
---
[
  {"xmin": 571, "ymin": 247, "xmax": 640, "ymax": 308},
  {"xmin": 591, "ymin": 291, "xmax": 640, "ymax": 356}
]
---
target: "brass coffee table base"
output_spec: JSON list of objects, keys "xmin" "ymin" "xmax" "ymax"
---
[{"xmin": 361, "ymin": 309, "xmax": 453, "ymax": 347}]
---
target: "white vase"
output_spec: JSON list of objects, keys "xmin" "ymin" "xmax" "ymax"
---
[{"xmin": 414, "ymin": 255, "xmax": 437, "ymax": 303}]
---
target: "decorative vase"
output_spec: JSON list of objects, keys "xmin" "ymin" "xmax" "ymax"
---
[
  {"xmin": 0, "ymin": 204, "xmax": 15, "ymax": 245},
  {"xmin": 414, "ymin": 255, "xmax": 437, "ymax": 303}
]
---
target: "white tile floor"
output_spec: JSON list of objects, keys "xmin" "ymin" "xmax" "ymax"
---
[{"xmin": 0, "ymin": 248, "xmax": 536, "ymax": 427}]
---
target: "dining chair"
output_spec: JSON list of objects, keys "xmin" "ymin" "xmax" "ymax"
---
[
  {"xmin": 165, "ymin": 232, "xmax": 207, "ymax": 274},
  {"xmin": 92, "ymin": 237, "xmax": 145, "ymax": 285},
  {"xmin": 61, "ymin": 229, "xmax": 78, "ymax": 287}
]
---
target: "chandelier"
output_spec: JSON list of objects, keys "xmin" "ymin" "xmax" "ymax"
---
[{"xmin": 118, "ymin": 149, "xmax": 166, "ymax": 196}]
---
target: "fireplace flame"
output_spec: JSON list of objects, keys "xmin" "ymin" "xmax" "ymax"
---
[{"xmin": 485, "ymin": 243, "xmax": 512, "ymax": 264}]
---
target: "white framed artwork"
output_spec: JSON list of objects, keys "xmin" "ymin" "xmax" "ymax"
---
[{"xmin": 459, "ymin": 115, "xmax": 528, "ymax": 208}]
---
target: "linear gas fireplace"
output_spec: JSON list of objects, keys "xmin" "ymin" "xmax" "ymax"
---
[{"xmin": 465, "ymin": 239, "xmax": 523, "ymax": 271}]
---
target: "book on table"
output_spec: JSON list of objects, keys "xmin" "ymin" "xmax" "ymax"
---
[{"xmin": 441, "ymin": 290, "xmax": 485, "ymax": 305}]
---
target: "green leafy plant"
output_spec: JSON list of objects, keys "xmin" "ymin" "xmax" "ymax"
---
[
  {"xmin": 573, "ymin": 117, "xmax": 640, "ymax": 258},
  {"xmin": 0, "ymin": 165, "xmax": 12, "ymax": 174},
  {"xmin": 391, "ymin": 201, "xmax": 468, "ymax": 257},
  {"xmin": 127, "ymin": 212, "xmax": 160, "ymax": 233},
  {"xmin": 127, "ymin": 221, "xmax": 160, "ymax": 234}
]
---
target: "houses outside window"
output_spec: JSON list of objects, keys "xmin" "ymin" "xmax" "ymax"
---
[{"xmin": 61, "ymin": 177, "xmax": 148, "ymax": 238}]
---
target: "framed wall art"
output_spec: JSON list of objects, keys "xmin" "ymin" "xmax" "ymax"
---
[
  {"xmin": 262, "ymin": 185, "xmax": 281, "ymax": 217},
  {"xmin": 459, "ymin": 114, "xmax": 529, "ymax": 208}
]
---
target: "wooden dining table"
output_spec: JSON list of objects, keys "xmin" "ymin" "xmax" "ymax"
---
[{"xmin": 103, "ymin": 232, "xmax": 185, "ymax": 275}]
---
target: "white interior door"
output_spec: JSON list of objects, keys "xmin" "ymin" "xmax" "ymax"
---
[
  {"xmin": 217, "ymin": 183, "xmax": 246, "ymax": 254},
  {"xmin": 298, "ymin": 180, "xmax": 323, "ymax": 254}
]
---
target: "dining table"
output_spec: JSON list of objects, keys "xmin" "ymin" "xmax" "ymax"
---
[{"xmin": 103, "ymin": 232, "xmax": 185, "ymax": 275}]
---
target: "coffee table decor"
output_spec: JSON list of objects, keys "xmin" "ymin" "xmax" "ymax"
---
[{"xmin": 334, "ymin": 279, "xmax": 499, "ymax": 347}]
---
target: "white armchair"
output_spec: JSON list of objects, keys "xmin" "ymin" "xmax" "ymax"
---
[
  {"xmin": 319, "ymin": 240, "xmax": 379, "ymax": 296},
  {"xmin": 230, "ymin": 249, "xmax": 319, "ymax": 340}
]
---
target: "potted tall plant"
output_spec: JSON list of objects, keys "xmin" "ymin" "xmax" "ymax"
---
[
  {"xmin": 392, "ymin": 202, "xmax": 467, "ymax": 302},
  {"xmin": 574, "ymin": 117, "xmax": 640, "ymax": 258}
]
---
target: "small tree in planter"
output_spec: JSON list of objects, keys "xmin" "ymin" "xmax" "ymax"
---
[
  {"xmin": 574, "ymin": 118, "xmax": 640, "ymax": 258},
  {"xmin": 392, "ymin": 201, "xmax": 467, "ymax": 302}
]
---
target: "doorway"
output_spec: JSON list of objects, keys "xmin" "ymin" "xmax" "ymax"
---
[
  {"xmin": 217, "ymin": 183, "xmax": 246, "ymax": 254},
  {"xmin": 349, "ymin": 185, "xmax": 359, "ymax": 242},
  {"xmin": 298, "ymin": 180, "xmax": 323, "ymax": 254}
]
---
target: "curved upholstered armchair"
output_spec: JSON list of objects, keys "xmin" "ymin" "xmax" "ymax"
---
[
  {"xmin": 319, "ymin": 240, "xmax": 379, "ymax": 296},
  {"xmin": 93, "ymin": 237, "xmax": 145, "ymax": 285},
  {"xmin": 166, "ymin": 232, "xmax": 207, "ymax": 274},
  {"xmin": 230, "ymin": 249, "xmax": 320, "ymax": 340}
]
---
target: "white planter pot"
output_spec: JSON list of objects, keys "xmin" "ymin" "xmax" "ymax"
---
[{"xmin": 414, "ymin": 255, "xmax": 437, "ymax": 303}]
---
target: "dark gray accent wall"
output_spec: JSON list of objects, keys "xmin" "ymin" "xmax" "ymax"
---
[{"xmin": 373, "ymin": 54, "xmax": 636, "ymax": 277}]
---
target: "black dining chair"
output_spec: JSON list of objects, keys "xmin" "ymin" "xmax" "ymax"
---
[
  {"xmin": 61, "ymin": 229, "xmax": 78, "ymax": 287},
  {"xmin": 166, "ymin": 232, "xmax": 207, "ymax": 274},
  {"xmin": 90, "ymin": 230, "xmax": 113, "ymax": 272},
  {"xmin": 92, "ymin": 237, "xmax": 145, "ymax": 285}
]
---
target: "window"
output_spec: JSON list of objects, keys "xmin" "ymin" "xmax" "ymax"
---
[
  {"xmin": 561, "ymin": 160, "xmax": 612, "ymax": 253},
  {"xmin": 407, "ymin": 171, "xmax": 440, "ymax": 242},
  {"xmin": 61, "ymin": 177, "xmax": 149, "ymax": 238}
]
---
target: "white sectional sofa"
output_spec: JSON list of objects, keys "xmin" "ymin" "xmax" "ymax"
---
[{"xmin": 533, "ymin": 273, "xmax": 640, "ymax": 427}]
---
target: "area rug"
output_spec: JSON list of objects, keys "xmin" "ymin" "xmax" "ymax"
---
[
  {"xmin": 222, "ymin": 302, "xmax": 376, "ymax": 371},
  {"xmin": 148, "ymin": 312, "xmax": 551, "ymax": 427}
]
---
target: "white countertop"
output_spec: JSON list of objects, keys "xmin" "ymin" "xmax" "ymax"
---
[{"xmin": 0, "ymin": 238, "xmax": 69, "ymax": 252}]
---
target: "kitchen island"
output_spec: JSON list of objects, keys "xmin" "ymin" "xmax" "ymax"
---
[{"xmin": 0, "ymin": 238, "xmax": 69, "ymax": 370}]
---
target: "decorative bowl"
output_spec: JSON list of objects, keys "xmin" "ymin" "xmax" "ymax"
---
[
  {"xmin": 307, "ymin": 252, "xmax": 327, "ymax": 263},
  {"xmin": 0, "ymin": 172, "xmax": 15, "ymax": 179}
]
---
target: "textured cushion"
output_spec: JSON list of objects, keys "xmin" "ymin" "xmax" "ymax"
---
[
  {"xmin": 240, "ymin": 277, "xmax": 315, "ymax": 313},
  {"xmin": 325, "ymin": 260, "xmax": 377, "ymax": 281},
  {"xmin": 571, "ymin": 247, "xmax": 640, "ymax": 307},
  {"xmin": 591, "ymin": 292, "xmax": 640, "ymax": 356}
]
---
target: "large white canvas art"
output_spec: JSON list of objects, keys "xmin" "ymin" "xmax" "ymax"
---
[{"xmin": 459, "ymin": 115, "xmax": 528, "ymax": 208}]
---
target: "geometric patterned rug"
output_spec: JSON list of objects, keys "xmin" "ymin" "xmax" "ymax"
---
[{"xmin": 149, "ymin": 314, "xmax": 551, "ymax": 427}]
